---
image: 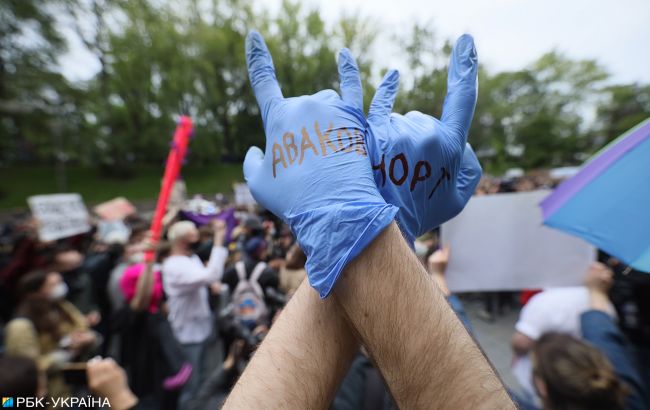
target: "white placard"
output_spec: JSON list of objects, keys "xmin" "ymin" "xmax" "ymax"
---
[
  {"xmin": 233, "ymin": 183, "xmax": 257, "ymax": 206},
  {"xmin": 28, "ymin": 194, "xmax": 91, "ymax": 241},
  {"xmin": 441, "ymin": 190, "xmax": 595, "ymax": 292}
]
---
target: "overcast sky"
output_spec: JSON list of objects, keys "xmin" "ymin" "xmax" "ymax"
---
[{"xmin": 61, "ymin": 0, "xmax": 650, "ymax": 84}]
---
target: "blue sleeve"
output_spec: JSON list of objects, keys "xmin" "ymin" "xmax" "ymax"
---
[
  {"xmin": 447, "ymin": 294, "xmax": 473, "ymax": 334},
  {"xmin": 581, "ymin": 310, "xmax": 648, "ymax": 410}
]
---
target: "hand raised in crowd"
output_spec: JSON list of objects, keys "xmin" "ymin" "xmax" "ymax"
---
[
  {"xmin": 338, "ymin": 36, "xmax": 481, "ymax": 243},
  {"xmin": 87, "ymin": 357, "xmax": 138, "ymax": 410},
  {"xmin": 585, "ymin": 262, "xmax": 614, "ymax": 312},
  {"xmin": 428, "ymin": 244, "xmax": 450, "ymax": 274},
  {"xmin": 427, "ymin": 245, "xmax": 451, "ymax": 295},
  {"xmin": 211, "ymin": 219, "xmax": 227, "ymax": 246},
  {"xmin": 68, "ymin": 330, "xmax": 97, "ymax": 351},
  {"xmin": 85, "ymin": 311, "xmax": 101, "ymax": 327},
  {"xmin": 243, "ymin": 30, "xmax": 397, "ymax": 298}
]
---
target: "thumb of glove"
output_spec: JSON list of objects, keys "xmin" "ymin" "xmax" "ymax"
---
[
  {"xmin": 456, "ymin": 143, "xmax": 482, "ymax": 202},
  {"xmin": 243, "ymin": 146, "xmax": 264, "ymax": 183}
]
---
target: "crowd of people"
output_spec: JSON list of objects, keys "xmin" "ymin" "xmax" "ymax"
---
[
  {"xmin": 0, "ymin": 172, "xmax": 647, "ymax": 409},
  {"xmin": 1, "ymin": 13, "xmax": 647, "ymax": 407},
  {"xmin": 0, "ymin": 189, "xmax": 306, "ymax": 408}
]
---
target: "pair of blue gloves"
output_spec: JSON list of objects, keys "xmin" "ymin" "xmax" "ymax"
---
[{"xmin": 244, "ymin": 31, "xmax": 480, "ymax": 298}]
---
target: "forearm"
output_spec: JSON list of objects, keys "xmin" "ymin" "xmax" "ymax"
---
[
  {"xmin": 168, "ymin": 252, "xmax": 227, "ymax": 290},
  {"xmin": 588, "ymin": 288, "xmax": 612, "ymax": 312},
  {"xmin": 223, "ymin": 279, "xmax": 358, "ymax": 409},
  {"xmin": 581, "ymin": 311, "xmax": 648, "ymax": 410},
  {"xmin": 205, "ymin": 245, "xmax": 228, "ymax": 282},
  {"xmin": 333, "ymin": 222, "xmax": 513, "ymax": 409}
]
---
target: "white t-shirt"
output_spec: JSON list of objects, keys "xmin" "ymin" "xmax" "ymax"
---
[
  {"xmin": 513, "ymin": 286, "xmax": 617, "ymax": 403},
  {"xmin": 515, "ymin": 286, "xmax": 616, "ymax": 340},
  {"xmin": 162, "ymin": 246, "xmax": 227, "ymax": 344}
]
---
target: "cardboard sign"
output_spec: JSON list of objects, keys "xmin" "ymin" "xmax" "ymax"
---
[
  {"xmin": 233, "ymin": 183, "xmax": 257, "ymax": 206},
  {"xmin": 441, "ymin": 190, "xmax": 595, "ymax": 292},
  {"xmin": 94, "ymin": 197, "xmax": 136, "ymax": 220},
  {"xmin": 28, "ymin": 194, "xmax": 91, "ymax": 241}
]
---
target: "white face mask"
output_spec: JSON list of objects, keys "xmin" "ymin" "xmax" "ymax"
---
[{"xmin": 49, "ymin": 282, "xmax": 69, "ymax": 301}]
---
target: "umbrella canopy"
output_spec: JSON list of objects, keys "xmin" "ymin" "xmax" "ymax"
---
[{"xmin": 540, "ymin": 118, "xmax": 650, "ymax": 273}]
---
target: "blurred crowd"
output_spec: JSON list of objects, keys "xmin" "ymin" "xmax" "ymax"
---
[{"xmin": 0, "ymin": 176, "xmax": 648, "ymax": 410}]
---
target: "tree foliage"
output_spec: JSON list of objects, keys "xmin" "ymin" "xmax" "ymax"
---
[{"xmin": 1, "ymin": 0, "xmax": 648, "ymax": 176}]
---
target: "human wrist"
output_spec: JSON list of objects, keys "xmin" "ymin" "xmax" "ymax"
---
[
  {"xmin": 291, "ymin": 201, "xmax": 398, "ymax": 298},
  {"xmin": 588, "ymin": 288, "xmax": 611, "ymax": 312},
  {"xmin": 332, "ymin": 221, "xmax": 511, "ymax": 408}
]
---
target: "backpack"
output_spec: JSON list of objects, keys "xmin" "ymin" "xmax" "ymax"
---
[{"xmin": 232, "ymin": 261, "xmax": 269, "ymax": 329}]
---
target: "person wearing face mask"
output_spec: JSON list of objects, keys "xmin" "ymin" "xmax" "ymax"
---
[
  {"xmin": 3, "ymin": 270, "xmax": 99, "ymax": 398},
  {"xmin": 51, "ymin": 247, "xmax": 88, "ymax": 309},
  {"xmin": 161, "ymin": 219, "xmax": 228, "ymax": 409}
]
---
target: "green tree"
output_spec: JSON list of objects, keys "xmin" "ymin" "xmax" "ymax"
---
[
  {"xmin": 593, "ymin": 83, "xmax": 650, "ymax": 149},
  {"xmin": 4, "ymin": 0, "xmax": 648, "ymax": 182},
  {"xmin": 0, "ymin": 0, "xmax": 78, "ymax": 166}
]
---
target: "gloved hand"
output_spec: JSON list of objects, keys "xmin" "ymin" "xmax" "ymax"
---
[
  {"xmin": 243, "ymin": 31, "xmax": 397, "ymax": 298},
  {"xmin": 338, "ymin": 35, "xmax": 481, "ymax": 243}
]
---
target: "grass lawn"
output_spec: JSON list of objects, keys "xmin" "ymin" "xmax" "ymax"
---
[{"xmin": 0, "ymin": 163, "xmax": 244, "ymax": 211}]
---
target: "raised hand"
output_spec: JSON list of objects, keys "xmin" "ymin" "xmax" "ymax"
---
[
  {"xmin": 428, "ymin": 245, "xmax": 451, "ymax": 275},
  {"xmin": 243, "ymin": 31, "xmax": 397, "ymax": 298},
  {"xmin": 339, "ymin": 35, "xmax": 481, "ymax": 243}
]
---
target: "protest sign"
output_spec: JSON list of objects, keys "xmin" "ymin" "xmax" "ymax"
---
[
  {"xmin": 93, "ymin": 197, "xmax": 136, "ymax": 220},
  {"xmin": 234, "ymin": 182, "xmax": 257, "ymax": 206},
  {"xmin": 441, "ymin": 190, "xmax": 595, "ymax": 292},
  {"xmin": 28, "ymin": 194, "xmax": 91, "ymax": 242}
]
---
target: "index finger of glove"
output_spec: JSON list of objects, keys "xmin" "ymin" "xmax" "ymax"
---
[
  {"xmin": 440, "ymin": 34, "xmax": 478, "ymax": 150},
  {"xmin": 246, "ymin": 31, "xmax": 283, "ymax": 122}
]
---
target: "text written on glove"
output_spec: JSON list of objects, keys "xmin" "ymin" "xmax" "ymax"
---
[
  {"xmin": 372, "ymin": 153, "xmax": 451, "ymax": 197},
  {"xmin": 272, "ymin": 121, "xmax": 367, "ymax": 177}
]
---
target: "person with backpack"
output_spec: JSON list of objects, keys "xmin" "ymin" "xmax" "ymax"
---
[
  {"xmin": 161, "ymin": 219, "xmax": 228, "ymax": 409},
  {"xmin": 221, "ymin": 236, "xmax": 279, "ymax": 329}
]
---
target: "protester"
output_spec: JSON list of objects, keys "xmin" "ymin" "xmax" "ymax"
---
[
  {"xmin": 162, "ymin": 219, "xmax": 228, "ymax": 408},
  {"xmin": 511, "ymin": 264, "xmax": 618, "ymax": 356},
  {"xmin": 517, "ymin": 264, "xmax": 648, "ymax": 410},
  {"xmin": 607, "ymin": 256, "xmax": 650, "ymax": 395},
  {"xmin": 51, "ymin": 247, "xmax": 91, "ymax": 311},
  {"xmin": 222, "ymin": 236, "xmax": 279, "ymax": 306},
  {"xmin": 116, "ymin": 239, "xmax": 189, "ymax": 410},
  {"xmin": 119, "ymin": 259, "xmax": 165, "ymax": 314},
  {"xmin": 531, "ymin": 332, "xmax": 629, "ymax": 410},
  {"xmin": 4, "ymin": 270, "xmax": 99, "ymax": 397},
  {"xmin": 0, "ymin": 18, "xmax": 647, "ymax": 410}
]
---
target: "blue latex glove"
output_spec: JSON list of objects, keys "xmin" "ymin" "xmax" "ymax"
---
[
  {"xmin": 338, "ymin": 35, "xmax": 481, "ymax": 243},
  {"xmin": 243, "ymin": 31, "xmax": 398, "ymax": 298}
]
